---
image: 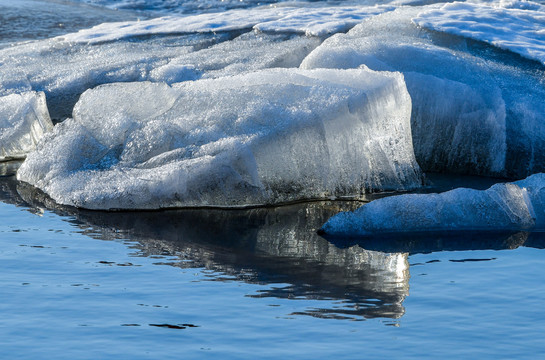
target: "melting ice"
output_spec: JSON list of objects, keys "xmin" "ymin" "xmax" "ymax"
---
[{"xmin": 3, "ymin": 0, "xmax": 545, "ymax": 222}]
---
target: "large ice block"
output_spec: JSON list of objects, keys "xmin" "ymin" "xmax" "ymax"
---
[
  {"xmin": 0, "ymin": 30, "xmax": 321, "ymax": 120},
  {"xmin": 17, "ymin": 68, "xmax": 423, "ymax": 210}
]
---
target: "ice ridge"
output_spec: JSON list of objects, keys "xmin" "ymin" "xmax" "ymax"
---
[{"xmin": 301, "ymin": 5, "xmax": 545, "ymax": 179}]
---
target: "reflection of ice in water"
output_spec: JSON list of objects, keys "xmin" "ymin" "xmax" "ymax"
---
[
  {"xmin": 6, "ymin": 174, "xmax": 545, "ymax": 321},
  {"xmin": 5, "ymin": 177, "xmax": 409, "ymax": 320}
]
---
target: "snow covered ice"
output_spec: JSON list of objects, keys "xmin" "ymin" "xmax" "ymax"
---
[
  {"xmin": 17, "ymin": 68, "xmax": 422, "ymax": 209},
  {"xmin": 0, "ymin": 92, "xmax": 53, "ymax": 161},
  {"xmin": 320, "ymin": 173, "xmax": 545, "ymax": 237}
]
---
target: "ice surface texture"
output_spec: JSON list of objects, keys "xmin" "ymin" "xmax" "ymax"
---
[
  {"xmin": 321, "ymin": 173, "xmax": 545, "ymax": 237},
  {"xmin": 414, "ymin": 1, "xmax": 545, "ymax": 66},
  {"xmin": 60, "ymin": 5, "xmax": 393, "ymax": 43},
  {"xmin": 0, "ymin": 30, "xmax": 320, "ymax": 120},
  {"xmin": 0, "ymin": 92, "xmax": 53, "ymax": 161},
  {"xmin": 17, "ymin": 68, "xmax": 422, "ymax": 210},
  {"xmin": 301, "ymin": 5, "xmax": 545, "ymax": 178}
]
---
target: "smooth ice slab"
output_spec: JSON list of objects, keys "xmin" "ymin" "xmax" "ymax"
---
[
  {"xmin": 414, "ymin": 1, "xmax": 545, "ymax": 65},
  {"xmin": 301, "ymin": 6, "xmax": 545, "ymax": 178},
  {"xmin": 0, "ymin": 91, "xmax": 53, "ymax": 161},
  {"xmin": 321, "ymin": 173, "xmax": 545, "ymax": 237},
  {"xmin": 17, "ymin": 68, "xmax": 423, "ymax": 210}
]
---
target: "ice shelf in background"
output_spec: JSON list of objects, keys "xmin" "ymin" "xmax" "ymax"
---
[
  {"xmin": 0, "ymin": 92, "xmax": 53, "ymax": 161},
  {"xmin": 58, "ymin": 5, "xmax": 393, "ymax": 43},
  {"xmin": 413, "ymin": 1, "xmax": 545, "ymax": 66},
  {"xmin": 320, "ymin": 173, "xmax": 545, "ymax": 237},
  {"xmin": 301, "ymin": 5, "xmax": 545, "ymax": 179},
  {"xmin": 16, "ymin": 68, "xmax": 423, "ymax": 210}
]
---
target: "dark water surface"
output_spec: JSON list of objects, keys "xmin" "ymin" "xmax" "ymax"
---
[
  {"xmin": 0, "ymin": 0, "xmax": 144, "ymax": 48},
  {"xmin": 1, "ymin": 172, "xmax": 545, "ymax": 359}
]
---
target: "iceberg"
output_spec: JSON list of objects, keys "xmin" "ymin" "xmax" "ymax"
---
[
  {"xmin": 17, "ymin": 68, "xmax": 423, "ymax": 210},
  {"xmin": 301, "ymin": 5, "xmax": 545, "ymax": 178},
  {"xmin": 320, "ymin": 173, "xmax": 545, "ymax": 237},
  {"xmin": 0, "ymin": 91, "xmax": 53, "ymax": 161}
]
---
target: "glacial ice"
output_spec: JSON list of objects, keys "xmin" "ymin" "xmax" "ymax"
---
[
  {"xmin": 16, "ymin": 68, "xmax": 423, "ymax": 210},
  {"xmin": 0, "ymin": 91, "xmax": 53, "ymax": 161},
  {"xmin": 320, "ymin": 173, "xmax": 545, "ymax": 237},
  {"xmin": 0, "ymin": 30, "xmax": 320, "ymax": 120},
  {"xmin": 414, "ymin": 1, "xmax": 545, "ymax": 65},
  {"xmin": 301, "ymin": 5, "xmax": 545, "ymax": 178}
]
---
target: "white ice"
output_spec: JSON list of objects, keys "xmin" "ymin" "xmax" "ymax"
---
[
  {"xmin": 59, "ymin": 5, "xmax": 393, "ymax": 43},
  {"xmin": 413, "ymin": 1, "xmax": 545, "ymax": 65},
  {"xmin": 320, "ymin": 172, "xmax": 545, "ymax": 237},
  {"xmin": 301, "ymin": 5, "xmax": 545, "ymax": 178},
  {"xmin": 16, "ymin": 68, "xmax": 423, "ymax": 210},
  {"xmin": 0, "ymin": 31, "xmax": 320, "ymax": 119},
  {"xmin": 0, "ymin": 91, "xmax": 53, "ymax": 161}
]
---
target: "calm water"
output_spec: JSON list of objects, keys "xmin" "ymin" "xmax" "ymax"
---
[{"xmin": 1, "ymin": 171, "xmax": 545, "ymax": 359}]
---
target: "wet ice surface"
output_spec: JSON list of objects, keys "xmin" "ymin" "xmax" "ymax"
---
[
  {"xmin": 0, "ymin": 92, "xmax": 53, "ymax": 161},
  {"xmin": 321, "ymin": 173, "xmax": 545, "ymax": 236},
  {"xmin": 1, "ymin": 174, "xmax": 545, "ymax": 359}
]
